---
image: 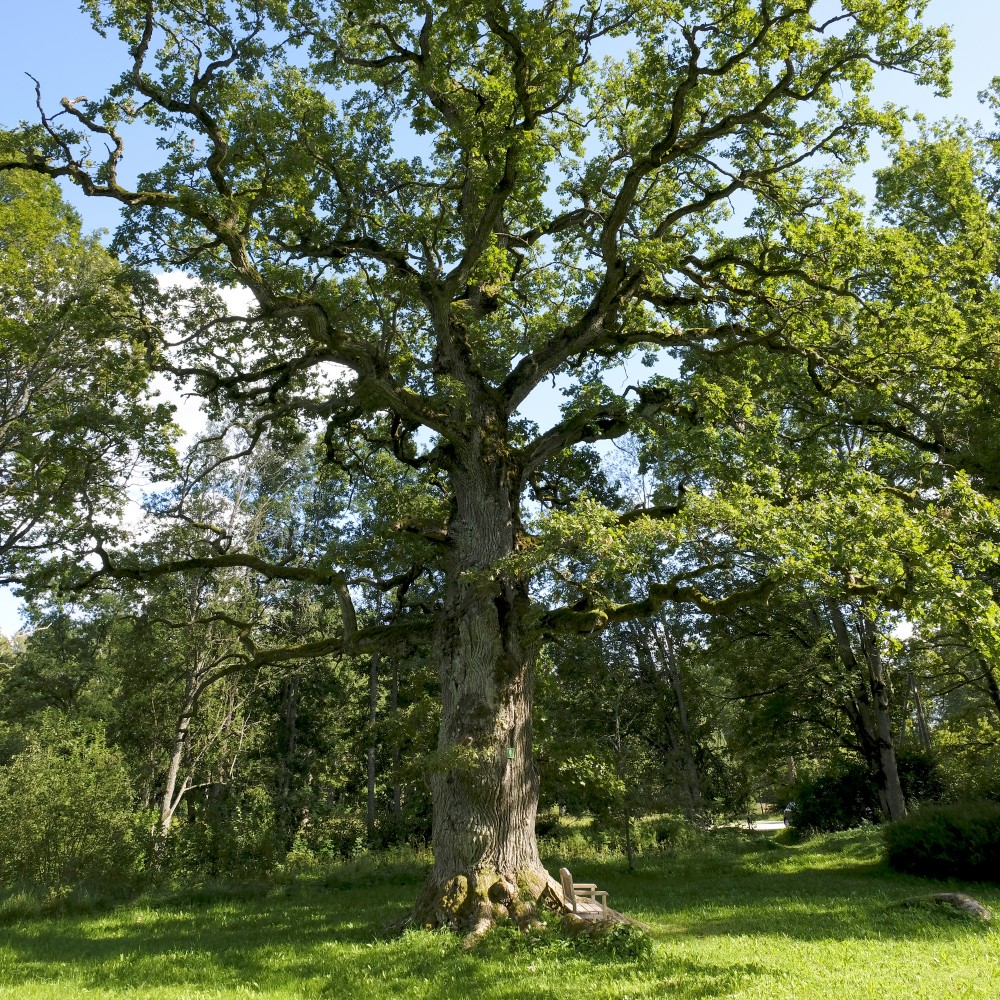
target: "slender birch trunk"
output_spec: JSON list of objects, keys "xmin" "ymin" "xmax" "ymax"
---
[
  {"xmin": 157, "ymin": 672, "xmax": 199, "ymax": 840},
  {"xmin": 366, "ymin": 652, "xmax": 380, "ymax": 840},
  {"xmin": 826, "ymin": 600, "xmax": 906, "ymax": 821},
  {"xmin": 391, "ymin": 658, "xmax": 402, "ymax": 831}
]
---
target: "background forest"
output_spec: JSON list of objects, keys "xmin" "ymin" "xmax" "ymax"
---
[{"xmin": 2, "ymin": 196, "xmax": 999, "ymax": 888}]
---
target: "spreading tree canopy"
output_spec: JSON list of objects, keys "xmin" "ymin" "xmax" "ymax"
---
[{"xmin": 1, "ymin": 0, "xmax": 953, "ymax": 934}]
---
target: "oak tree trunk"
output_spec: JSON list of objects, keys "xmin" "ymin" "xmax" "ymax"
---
[
  {"xmin": 410, "ymin": 457, "xmax": 551, "ymax": 936},
  {"xmin": 858, "ymin": 613, "xmax": 907, "ymax": 822}
]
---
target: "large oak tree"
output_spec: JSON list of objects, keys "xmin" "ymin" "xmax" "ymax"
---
[{"xmin": 2, "ymin": 0, "xmax": 950, "ymax": 932}]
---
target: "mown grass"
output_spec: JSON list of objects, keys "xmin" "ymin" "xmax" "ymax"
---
[{"xmin": 0, "ymin": 828, "xmax": 996, "ymax": 999}]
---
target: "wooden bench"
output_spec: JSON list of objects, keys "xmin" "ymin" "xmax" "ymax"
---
[{"xmin": 559, "ymin": 867, "xmax": 609, "ymax": 920}]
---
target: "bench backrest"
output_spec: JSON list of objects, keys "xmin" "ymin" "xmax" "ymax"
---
[{"xmin": 559, "ymin": 867, "xmax": 575, "ymax": 906}]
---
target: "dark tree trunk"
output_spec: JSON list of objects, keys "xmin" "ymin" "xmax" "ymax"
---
[
  {"xmin": 858, "ymin": 612, "xmax": 907, "ymax": 821},
  {"xmin": 630, "ymin": 618, "xmax": 701, "ymax": 819},
  {"xmin": 612, "ymin": 702, "xmax": 636, "ymax": 871},
  {"xmin": 624, "ymin": 807, "xmax": 635, "ymax": 871},
  {"xmin": 978, "ymin": 652, "xmax": 1000, "ymax": 723},
  {"xmin": 276, "ymin": 668, "xmax": 301, "ymax": 842},
  {"xmin": 410, "ymin": 456, "xmax": 549, "ymax": 936},
  {"xmin": 652, "ymin": 617, "xmax": 702, "ymax": 817}
]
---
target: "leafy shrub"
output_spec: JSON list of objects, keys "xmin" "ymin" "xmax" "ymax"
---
[
  {"xmin": 164, "ymin": 783, "xmax": 282, "ymax": 878},
  {"xmin": 536, "ymin": 812, "xmax": 705, "ymax": 859},
  {"xmin": 897, "ymin": 750, "xmax": 946, "ymax": 806},
  {"xmin": 279, "ymin": 813, "xmax": 368, "ymax": 871},
  {"xmin": 640, "ymin": 815, "xmax": 706, "ymax": 853},
  {"xmin": 0, "ymin": 883, "xmax": 126, "ymax": 924},
  {"xmin": 0, "ymin": 724, "xmax": 147, "ymax": 889},
  {"xmin": 791, "ymin": 754, "xmax": 944, "ymax": 833},
  {"xmin": 792, "ymin": 763, "xmax": 879, "ymax": 832},
  {"xmin": 482, "ymin": 908, "xmax": 653, "ymax": 960},
  {"xmin": 571, "ymin": 920, "xmax": 653, "ymax": 960},
  {"xmin": 883, "ymin": 800, "xmax": 1000, "ymax": 882},
  {"xmin": 535, "ymin": 810, "xmax": 562, "ymax": 838},
  {"xmin": 932, "ymin": 719, "xmax": 1000, "ymax": 803}
]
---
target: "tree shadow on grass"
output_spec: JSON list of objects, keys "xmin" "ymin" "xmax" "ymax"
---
[
  {"xmin": 305, "ymin": 929, "xmax": 771, "ymax": 1000},
  {"xmin": 547, "ymin": 835, "xmax": 999, "ymax": 946},
  {"xmin": 0, "ymin": 898, "xmax": 769, "ymax": 1000},
  {"xmin": 0, "ymin": 885, "xmax": 395, "ymax": 994},
  {"xmin": 1, "ymin": 838, "xmax": 996, "ymax": 999}
]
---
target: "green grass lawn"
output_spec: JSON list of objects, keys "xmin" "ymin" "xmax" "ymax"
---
[{"xmin": 0, "ymin": 829, "xmax": 996, "ymax": 999}]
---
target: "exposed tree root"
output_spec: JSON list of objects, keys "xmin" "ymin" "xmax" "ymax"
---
[
  {"xmin": 384, "ymin": 867, "xmax": 645, "ymax": 941},
  {"xmin": 897, "ymin": 892, "xmax": 992, "ymax": 921},
  {"xmin": 395, "ymin": 867, "xmax": 549, "ymax": 941}
]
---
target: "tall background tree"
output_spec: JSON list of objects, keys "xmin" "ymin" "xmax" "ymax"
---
[{"xmin": 0, "ymin": 167, "xmax": 173, "ymax": 586}]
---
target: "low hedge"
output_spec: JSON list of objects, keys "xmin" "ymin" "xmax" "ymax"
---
[{"xmin": 883, "ymin": 800, "xmax": 1000, "ymax": 882}]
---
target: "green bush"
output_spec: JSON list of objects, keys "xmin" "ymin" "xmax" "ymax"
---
[
  {"xmin": 897, "ymin": 750, "xmax": 947, "ymax": 806},
  {"xmin": 933, "ymin": 719, "xmax": 1000, "ymax": 803},
  {"xmin": 883, "ymin": 800, "xmax": 1000, "ymax": 882},
  {"xmin": 535, "ymin": 812, "xmax": 705, "ymax": 860},
  {"xmin": 482, "ymin": 907, "xmax": 653, "ymax": 960},
  {"xmin": 163, "ymin": 783, "xmax": 283, "ymax": 878},
  {"xmin": 280, "ymin": 812, "xmax": 368, "ymax": 870},
  {"xmin": 640, "ymin": 815, "xmax": 706, "ymax": 853},
  {"xmin": 791, "ymin": 754, "xmax": 944, "ymax": 833},
  {"xmin": 792, "ymin": 764, "xmax": 879, "ymax": 832},
  {"xmin": 534, "ymin": 810, "xmax": 561, "ymax": 838},
  {"xmin": 0, "ymin": 724, "xmax": 147, "ymax": 889}
]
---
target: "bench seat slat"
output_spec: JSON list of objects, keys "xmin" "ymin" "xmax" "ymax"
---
[{"xmin": 559, "ymin": 866, "xmax": 609, "ymax": 920}]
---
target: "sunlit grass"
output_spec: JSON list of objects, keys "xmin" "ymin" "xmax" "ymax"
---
[{"xmin": 0, "ymin": 828, "xmax": 996, "ymax": 999}]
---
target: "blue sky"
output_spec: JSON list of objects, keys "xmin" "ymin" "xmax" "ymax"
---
[
  {"xmin": 1, "ymin": 2, "xmax": 999, "ymax": 635},
  {"xmin": 2, "ymin": 1, "xmax": 999, "ymax": 232}
]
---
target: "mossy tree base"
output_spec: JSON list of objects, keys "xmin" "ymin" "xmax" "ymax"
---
[
  {"xmin": 396, "ymin": 866, "xmax": 637, "ymax": 945},
  {"xmin": 405, "ymin": 865, "xmax": 552, "ymax": 944}
]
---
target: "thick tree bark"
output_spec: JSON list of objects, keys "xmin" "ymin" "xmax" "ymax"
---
[
  {"xmin": 858, "ymin": 613, "xmax": 907, "ymax": 821},
  {"xmin": 410, "ymin": 454, "xmax": 550, "ymax": 936}
]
